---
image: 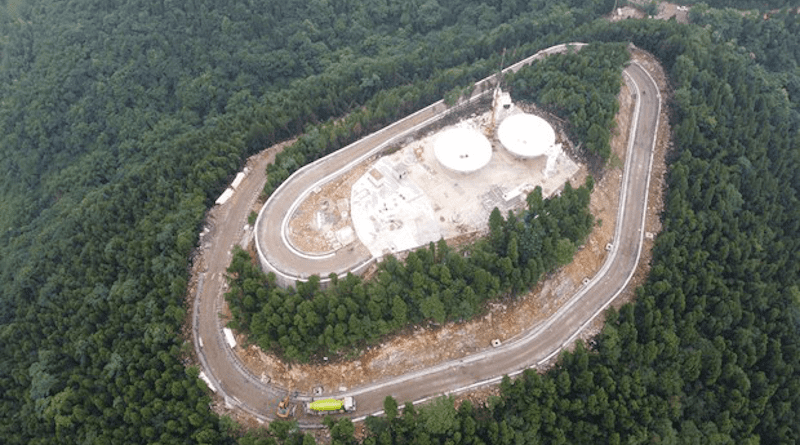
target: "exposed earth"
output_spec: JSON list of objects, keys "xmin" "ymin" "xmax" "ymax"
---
[
  {"xmin": 288, "ymin": 104, "xmax": 579, "ymax": 258},
  {"xmin": 609, "ymin": 1, "xmax": 690, "ymax": 23},
  {"xmin": 184, "ymin": 43, "xmax": 669, "ymax": 431},
  {"xmin": 224, "ymin": 48, "xmax": 670, "ymax": 402}
]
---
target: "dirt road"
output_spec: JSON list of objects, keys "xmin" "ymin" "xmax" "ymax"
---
[{"xmin": 190, "ymin": 48, "xmax": 660, "ymax": 427}]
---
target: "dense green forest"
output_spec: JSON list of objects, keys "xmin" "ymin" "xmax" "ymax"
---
[
  {"xmin": 690, "ymin": 3, "xmax": 800, "ymax": 106},
  {"xmin": 257, "ymin": 20, "xmax": 622, "ymax": 198},
  {"xmin": 0, "ymin": 0, "xmax": 610, "ymax": 442},
  {"xmin": 226, "ymin": 179, "xmax": 595, "ymax": 361},
  {"xmin": 227, "ymin": 42, "xmax": 632, "ymax": 363},
  {"xmin": 349, "ymin": 13, "xmax": 800, "ymax": 445},
  {"xmin": 505, "ymin": 42, "xmax": 628, "ymax": 160},
  {"xmin": 1, "ymin": 0, "xmax": 799, "ymax": 444}
]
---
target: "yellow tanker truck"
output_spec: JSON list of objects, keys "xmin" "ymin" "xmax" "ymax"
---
[{"xmin": 305, "ymin": 396, "xmax": 356, "ymax": 415}]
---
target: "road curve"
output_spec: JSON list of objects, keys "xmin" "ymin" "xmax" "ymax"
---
[
  {"xmin": 349, "ymin": 61, "xmax": 660, "ymax": 421},
  {"xmin": 254, "ymin": 43, "xmax": 588, "ymax": 288},
  {"xmin": 191, "ymin": 47, "xmax": 661, "ymax": 427}
]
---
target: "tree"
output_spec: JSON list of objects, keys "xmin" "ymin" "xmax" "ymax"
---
[
  {"xmin": 391, "ymin": 295, "xmax": 408, "ymax": 327},
  {"xmin": 420, "ymin": 396, "xmax": 458, "ymax": 437},
  {"xmin": 329, "ymin": 418, "xmax": 357, "ymax": 445},
  {"xmin": 489, "ymin": 207, "xmax": 505, "ymax": 250},
  {"xmin": 384, "ymin": 396, "xmax": 399, "ymax": 421},
  {"xmin": 507, "ymin": 232, "xmax": 520, "ymax": 266},
  {"xmin": 421, "ymin": 294, "xmax": 446, "ymax": 324},
  {"xmin": 526, "ymin": 186, "xmax": 544, "ymax": 214}
]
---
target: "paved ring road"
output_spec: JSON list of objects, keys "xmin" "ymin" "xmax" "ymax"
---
[
  {"xmin": 191, "ymin": 45, "xmax": 661, "ymax": 427},
  {"xmin": 254, "ymin": 43, "xmax": 589, "ymax": 287}
]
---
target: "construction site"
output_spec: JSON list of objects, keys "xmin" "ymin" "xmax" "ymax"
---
[
  {"xmin": 285, "ymin": 89, "xmax": 581, "ymax": 261},
  {"xmin": 192, "ymin": 45, "xmax": 671, "ymax": 429}
]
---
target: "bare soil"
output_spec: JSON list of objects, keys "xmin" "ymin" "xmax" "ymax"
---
[
  {"xmin": 609, "ymin": 1, "xmax": 690, "ymax": 23},
  {"xmin": 287, "ymin": 161, "xmax": 372, "ymax": 254},
  {"xmin": 187, "ymin": 46, "xmax": 672, "ymax": 431},
  {"xmin": 573, "ymin": 48, "xmax": 672, "ymax": 345},
  {"xmin": 183, "ymin": 139, "xmax": 294, "ymax": 351},
  {"xmin": 228, "ymin": 51, "xmax": 671, "ymax": 410},
  {"xmin": 608, "ymin": 6, "xmax": 647, "ymax": 21}
]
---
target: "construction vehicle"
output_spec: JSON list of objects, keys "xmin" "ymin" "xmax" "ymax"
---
[
  {"xmin": 276, "ymin": 393, "xmax": 295, "ymax": 419},
  {"xmin": 305, "ymin": 396, "xmax": 356, "ymax": 415}
]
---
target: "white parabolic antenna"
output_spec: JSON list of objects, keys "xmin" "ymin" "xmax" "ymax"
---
[
  {"xmin": 434, "ymin": 127, "xmax": 492, "ymax": 174},
  {"xmin": 498, "ymin": 113, "xmax": 556, "ymax": 159}
]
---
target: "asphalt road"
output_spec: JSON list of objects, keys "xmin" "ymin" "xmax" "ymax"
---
[
  {"xmin": 191, "ymin": 48, "xmax": 661, "ymax": 426},
  {"xmin": 349, "ymin": 61, "xmax": 660, "ymax": 421},
  {"xmin": 253, "ymin": 43, "xmax": 588, "ymax": 288}
]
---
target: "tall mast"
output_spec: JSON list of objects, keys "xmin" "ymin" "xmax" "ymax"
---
[{"xmin": 489, "ymin": 48, "xmax": 507, "ymax": 137}]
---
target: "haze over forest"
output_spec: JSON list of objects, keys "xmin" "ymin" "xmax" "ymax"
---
[{"xmin": 0, "ymin": 0, "xmax": 798, "ymax": 444}]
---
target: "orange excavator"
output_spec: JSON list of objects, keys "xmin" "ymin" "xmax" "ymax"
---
[{"xmin": 275, "ymin": 392, "xmax": 296, "ymax": 419}]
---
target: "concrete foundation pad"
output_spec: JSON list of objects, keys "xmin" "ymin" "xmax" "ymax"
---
[{"xmin": 350, "ymin": 109, "xmax": 580, "ymax": 258}]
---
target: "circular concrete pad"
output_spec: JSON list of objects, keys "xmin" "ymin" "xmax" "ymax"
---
[
  {"xmin": 434, "ymin": 127, "xmax": 492, "ymax": 173},
  {"xmin": 498, "ymin": 113, "xmax": 556, "ymax": 158}
]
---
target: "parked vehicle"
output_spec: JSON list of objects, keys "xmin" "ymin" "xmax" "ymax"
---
[
  {"xmin": 305, "ymin": 397, "xmax": 356, "ymax": 415},
  {"xmin": 276, "ymin": 394, "xmax": 295, "ymax": 418}
]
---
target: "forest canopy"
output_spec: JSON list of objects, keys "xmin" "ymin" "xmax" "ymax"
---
[
  {"xmin": 0, "ymin": 0, "xmax": 798, "ymax": 444},
  {"xmin": 505, "ymin": 42, "xmax": 629, "ymax": 160},
  {"xmin": 0, "ymin": 0, "xmax": 611, "ymax": 442},
  {"xmin": 226, "ymin": 179, "xmax": 595, "ymax": 362},
  {"xmin": 224, "ymin": 43, "xmax": 632, "ymax": 363}
]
